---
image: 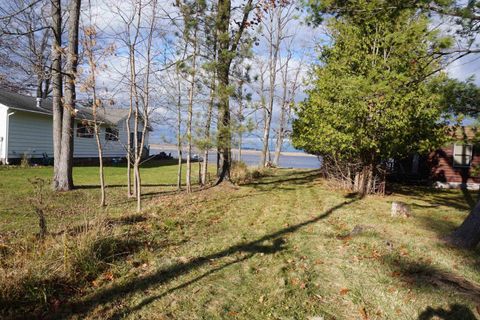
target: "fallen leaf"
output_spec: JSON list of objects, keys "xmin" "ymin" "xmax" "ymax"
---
[
  {"xmin": 51, "ymin": 298, "xmax": 61, "ymax": 311},
  {"xmin": 104, "ymin": 272, "xmax": 114, "ymax": 281},
  {"xmin": 390, "ymin": 271, "xmax": 401, "ymax": 278},
  {"xmin": 339, "ymin": 288, "xmax": 350, "ymax": 295},
  {"xmin": 359, "ymin": 306, "xmax": 369, "ymax": 320}
]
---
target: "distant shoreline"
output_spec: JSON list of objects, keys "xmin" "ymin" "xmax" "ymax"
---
[{"xmin": 149, "ymin": 144, "xmax": 318, "ymax": 158}]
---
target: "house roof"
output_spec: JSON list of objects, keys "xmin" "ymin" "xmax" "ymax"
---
[{"xmin": 0, "ymin": 87, "xmax": 131, "ymax": 125}]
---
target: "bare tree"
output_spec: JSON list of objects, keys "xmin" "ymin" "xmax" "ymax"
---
[
  {"xmin": 50, "ymin": 0, "xmax": 62, "ymax": 189},
  {"xmin": 0, "ymin": 0, "xmax": 52, "ymax": 97},
  {"xmin": 55, "ymin": 0, "xmax": 81, "ymax": 191},
  {"xmin": 273, "ymin": 46, "xmax": 303, "ymax": 166},
  {"xmin": 177, "ymin": 0, "xmax": 202, "ymax": 193},
  {"xmin": 259, "ymin": 1, "xmax": 296, "ymax": 167},
  {"xmin": 131, "ymin": 0, "xmax": 157, "ymax": 212},
  {"xmin": 82, "ymin": 15, "xmax": 114, "ymax": 207}
]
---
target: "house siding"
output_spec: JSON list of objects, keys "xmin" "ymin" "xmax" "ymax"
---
[
  {"xmin": 429, "ymin": 145, "xmax": 480, "ymax": 184},
  {"xmin": 7, "ymin": 110, "xmax": 148, "ymax": 160},
  {"xmin": 0, "ymin": 104, "xmax": 7, "ymax": 161}
]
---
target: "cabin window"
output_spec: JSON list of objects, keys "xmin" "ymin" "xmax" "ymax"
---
[
  {"xmin": 76, "ymin": 123, "xmax": 94, "ymax": 138},
  {"xmin": 453, "ymin": 143, "xmax": 473, "ymax": 168},
  {"xmin": 105, "ymin": 127, "xmax": 119, "ymax": 141}
]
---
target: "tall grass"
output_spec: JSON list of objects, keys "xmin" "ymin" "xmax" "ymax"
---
[{"xmin": 0, "ymin": 217, "xmax": 146, "ymax": 317}]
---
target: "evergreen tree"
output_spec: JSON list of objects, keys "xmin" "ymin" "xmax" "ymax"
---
[{"xmin": 293, "ymin": 0, "xmax": 451, "ymax": 194}]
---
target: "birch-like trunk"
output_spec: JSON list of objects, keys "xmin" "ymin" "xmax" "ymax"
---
[
  {"xmin": 201, "ymin": 84, "xmax": 214, "ymax": 186},
  {"xmin": 94, "ymin": 117, "xmax": 105, "ymax": 207},
  {"xmin": 260, "ymin": 10, "xmax": 281, "ymax": 168},
  {"xmin": 273, "ymin": 53, "xmax": 291, "ymax": 166},
  {"xmin": 186, "ymin": 26, "xmax": 198, "ymax": 193},
  {"xmin": 176, "ymin": 74, "xmax": 183, "ymax": 190}
]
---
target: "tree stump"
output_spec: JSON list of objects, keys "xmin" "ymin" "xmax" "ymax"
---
[{"xmin": 391, "ymin": 201, "xmax": 411, "ymax": 218}]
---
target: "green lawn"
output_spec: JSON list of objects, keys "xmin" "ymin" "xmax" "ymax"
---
[{"xmin": 1, "ymin": 164, "xmax": 480, "ymax": 319}]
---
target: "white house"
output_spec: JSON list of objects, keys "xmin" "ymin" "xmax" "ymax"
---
[{"xmin": 0, "ymin": 88, "xmax": 150, "ymax": 164}]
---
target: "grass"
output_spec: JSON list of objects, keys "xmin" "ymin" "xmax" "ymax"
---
[{"xmin": 1, "ymin": 163, "xmax": 480, "ymax": 319}]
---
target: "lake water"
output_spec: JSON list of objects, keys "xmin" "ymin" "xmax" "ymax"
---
[{"xmin": 150, "ymin": 148, "xmax": 321, "ymax": 169}]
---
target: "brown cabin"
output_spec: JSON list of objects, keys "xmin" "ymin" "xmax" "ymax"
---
[
  {"xmin": 429, "ymin": 126, "xmax": 480, "ymax": 189},
  {"xmin": 389, "ymin": 126, "xmax": 480, "ymax": 189}
]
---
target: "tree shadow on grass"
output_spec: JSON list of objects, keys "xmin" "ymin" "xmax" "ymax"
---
[
  {"xmin": 56, "ymin": 198, "xmax": 359, "ymax": 319},
  {"xmin": 246, "ymin": 169, "xmax": 321, "ymax": 192},
  {"xmin": 384, "ymin": 255, "xmax": 480, "ymax": 318},
  {"xmin": 392, "ymin": 184, "xmax": 472, "ymax": 211},
  {"xmin": 415, "ymin": 214, "xmax": 480, "ymax": 273},
  {"xmin": 418, "ymin": 304, "xmax": 478, "ymax": 320},
  {"xmin": 0, "ymin": 237, "xmax": 146, "ymax": 320}
]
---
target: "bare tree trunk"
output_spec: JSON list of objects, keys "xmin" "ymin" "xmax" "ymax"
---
[
  {"xmin": 134, "ymin": 0, "xmax": 156, "ymax": 212},
  {"xmin": 126, "ymin": 117, "xmax": 133, "ymax": 197},
  {"xmin": 273, "ymin": 110, "xmax": 286, "ymax": 166},
  {"xmin": 176, "ymin": 76, "xmax": 183, "ymax": 190},
  {"xmin": 94, "ymin": 119, "xmax": 105, "ymax": 207},
  {"xmin": 186, "ymin": 26, "xmax": 198, "ymax": 193},
  {"xmin": 176, "ymin": 70, "xmax": 183, "ymax": 190},
  {"xmin": 126, "ymin": 3, "xmax": 142, "ymax": 199},
  {"xmin": 447, "ymin": 200, "xmax": 480, "ymax": 248},
  {"xmin": 135, "ymin": 162, "xmax": 141, "ymax": 211},
  {"xmin": 260, "ymin": 9, "xmax": 281, "ymax": 168},
  {"xmin": 51, "ymin": 0, "xmax": 62, "ymax": 189},
  {"xmin": 85, "ymin": 24, "xmax": 106, "ymax": 207},
  {"xmin": 201, "ymin": 84, "xmax": 214, "ymax": 186},
  {"xmin": 273, "ymin": 52, "xmax": 290, "ymax": 166},
  {"xmin": 238, "ymin": 132, "xmax": 243, "ymax": 162},
  {"xmin": 57, "ymin": 0, "xmax": 81, "ymax": 191}
]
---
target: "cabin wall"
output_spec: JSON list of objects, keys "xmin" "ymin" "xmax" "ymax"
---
[
  {"xmin": 429, "ymin": 145, "xmax": 480, "ymax": 184},
  {"xmin": 7, "ymin": 111, "xmax": 148, "ymax": 160}
]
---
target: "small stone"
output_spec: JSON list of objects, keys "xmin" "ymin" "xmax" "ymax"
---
[{"xmin": 391, "ymin": 201, "xmax": 411, "ymax": 218}]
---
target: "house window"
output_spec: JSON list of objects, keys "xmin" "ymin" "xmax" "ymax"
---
[
  {"xmin": 453, "ymin": 143, "xmax": 473, "ymax": 167},
  {"xmin": 77, "ymin": 123, "xmax": 94, "ymax": 138},
  {"xmin": 105, "ymin": 127, "xmax": 119, "ymax": 141}
]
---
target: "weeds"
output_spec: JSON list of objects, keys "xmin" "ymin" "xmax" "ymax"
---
[
  {"xmin": 20, "ymin": 152, "xmax": 31, "ymax": 168},
  {"xmin": 0, "ymin": 218, "xmax": 145, "ymax": 318},
  {"xmin": 28, "ymin": 177, "xmax": 49, "ymax": 239},
  {"xmin": 230, "ymin": 161, "xmax": 267, "ymax": 184}
]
